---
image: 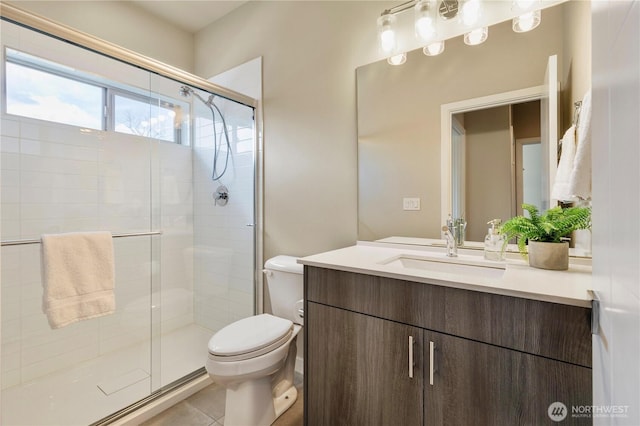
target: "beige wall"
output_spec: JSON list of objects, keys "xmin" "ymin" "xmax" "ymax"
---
[
  {"xmin": 561, "ymin": 0, "xmax": 592, "ymax": 132},
  {"xmin": 195, "ymin": 1, "xmax": 387, "ymax": 259},
  {"xmin": 6, "ymin": 1, "xmax": 194, "ymax": 72},
  {"xmin": 463, "ymin": 106, "xmax": 512, "ymax": 242},
  {"xmin": 513, "ymin": 100, "xmax": 542, "ymax": 140}
]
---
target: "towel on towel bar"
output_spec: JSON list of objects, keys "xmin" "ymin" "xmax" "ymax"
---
[{"xmin": 41, "ymin": 231, "xmax": 115, "ymax": 329}]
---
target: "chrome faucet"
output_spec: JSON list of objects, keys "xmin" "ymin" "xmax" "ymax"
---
[{"xmin": 442, "ymin": 225, "xmax": 458, "ymax": 257}]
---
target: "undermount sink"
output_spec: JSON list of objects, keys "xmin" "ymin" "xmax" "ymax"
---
[{"xmin": 381, "ymin": 254, "xmax": 506, "ymax": 279}]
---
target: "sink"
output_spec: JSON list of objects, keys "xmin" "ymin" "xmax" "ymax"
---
[{"xmin": 381, "ymin": 254, "xmax": 505, "ymax": 279}]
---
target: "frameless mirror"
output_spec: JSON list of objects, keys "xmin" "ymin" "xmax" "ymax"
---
[{"xmin": 357, "ymin": 0, "xmax": 591, "ymax": 245}]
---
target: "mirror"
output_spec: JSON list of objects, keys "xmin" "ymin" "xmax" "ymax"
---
[
  {"xmin": 357, "ymin": 0, "xmax": 591, "ymax": 244},
  {"xmin": 442, "ymin": 83, "xmax": 553, "ymax": 242}
]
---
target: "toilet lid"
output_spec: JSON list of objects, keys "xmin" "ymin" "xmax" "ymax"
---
[{"xmin": 208, "ymin": 314, "xmax": 294, "ymax": 357}]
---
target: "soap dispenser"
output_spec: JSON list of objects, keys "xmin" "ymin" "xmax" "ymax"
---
[{"xmin": 484, "ymin": 219, "xmax": 505, "ymax": 261}]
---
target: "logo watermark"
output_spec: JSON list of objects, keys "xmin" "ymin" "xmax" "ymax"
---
[
  {"xmin": 548, "ymin": 402, "xmax": 630, "ymax": 422},
  {"xmin": 548, "ymin": 402, "xmax": 568, "ymax": 422}
]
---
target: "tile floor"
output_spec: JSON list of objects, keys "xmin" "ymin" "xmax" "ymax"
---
[{"xmin": 141, "ymin": 373, "xmax": 303, "ymax": 426}]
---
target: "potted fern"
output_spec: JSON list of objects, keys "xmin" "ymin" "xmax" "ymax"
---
[{"xmin": 500, "ymin": 204, "xmax": 591, "ymax": 270}]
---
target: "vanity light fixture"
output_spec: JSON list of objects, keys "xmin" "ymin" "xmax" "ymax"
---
[
  {"xmin": 388, "ymin": 52, "xmax": 408, "ymax": 65},
  {"xmin": 423, "ymin": 40, "xmax": 445, "ymax": 56},
  {"xmin": 464, "ymin": 26, "xmax": 488, "ymax": 45},
  {"xmin": 512, "ymin": 10, "xmax": 541, "ymax": 32},
  {"xmin": 378, "ymin": 0, "xmax": 541, "ymax": 64},
  {"xmin": 378, "ymin": 0, "xmax": 482, "ymax": 64}
]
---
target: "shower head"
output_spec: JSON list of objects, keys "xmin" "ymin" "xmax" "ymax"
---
[
  {"xmin": 180, "ymin": 86, "xmax": 214, "ymax": 107},
  {"xmin": 179, "ymin": 85, "xmax": 192, "ymax": 97}
]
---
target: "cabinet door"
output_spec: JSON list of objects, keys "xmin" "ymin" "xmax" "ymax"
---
[
  {"xmin": 306, "ymin": 302, "xmax": 423, "ymax": 426},
  {"xmin": 424, "ymin": 330, "xmax": 592, "ymax": 425}
]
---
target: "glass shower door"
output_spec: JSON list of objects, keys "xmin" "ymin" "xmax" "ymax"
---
[{"xmin": 1, "ymin": 15, "xmax": 256, "ymax": 425}]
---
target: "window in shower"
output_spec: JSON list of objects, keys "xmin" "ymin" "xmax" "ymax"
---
[
  {"xmin": 112, "ymin": 92, "xmax": 183, "ymax": 143},
  {"xmin": 5, "ymin": 60, "xmax": 104, "ymax": 129},
  {"xmin": 4, "ymin": 47, "xmax": 189, "ymax": 145}
]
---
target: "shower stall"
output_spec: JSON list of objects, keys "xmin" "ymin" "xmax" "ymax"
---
[{"xmin": 0, "ymin": 8, "xmax": 258, "ymax": 426}]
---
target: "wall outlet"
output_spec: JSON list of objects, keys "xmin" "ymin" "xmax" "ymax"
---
[{"xmin": 403, "ymin": 197, "xmax": 421, "ymax": 211}]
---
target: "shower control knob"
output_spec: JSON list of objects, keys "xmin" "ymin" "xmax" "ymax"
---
[{"xmin": 214, "ymin": 185, "xmax": 229, "ymax": 206}]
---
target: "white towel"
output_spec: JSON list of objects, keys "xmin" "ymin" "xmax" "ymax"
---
[
  {"xmin": 567, "ymin": 90, "xmax": 592, "ymax": 199},
  {"xmin": 41, "ymin": 231, "xmax": 115, "ymax": 329},
  {"xmin": 552, "ymin": 124, "xmax": 577, "ymax": 201}
]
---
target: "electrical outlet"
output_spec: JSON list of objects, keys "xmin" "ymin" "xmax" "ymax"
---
[{"xmin": 403, "ymin": 198, "xmax": 421, "ymax": 211}]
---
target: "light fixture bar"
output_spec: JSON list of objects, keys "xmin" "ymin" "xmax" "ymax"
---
[{"xmin": 383, "ymin": 0, "xmax": 419, "ymax": 16}]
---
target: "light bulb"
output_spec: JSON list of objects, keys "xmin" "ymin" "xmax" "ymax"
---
[
  {"xmin": 377, "ymin": 14, "xmax": 397, "ymax": 54},
  {"xmin": 415, "ymin": 0, "xmax": 436, "ymax": 43},
  {"xmin": 513, "ymin": 0, "xmax": 535, "ymax": 11},
  {"xmin": 464, "ymin": 27, "xmax": 488, "ymax": 45},
  {"xmin": 415, "ymin": 16, "xmax": 436, "ymax": 42},
  {"xmin": 381, "ymin": 29, "xmax": 396, "ymax": 52},
  {"xmin": 387, "ymin": 53, "xmax": 407, "ymax": 66},
  {"xmin": 461, "ymin": 0, "xmax": 482, "ymax": 26},
  {"xmin": 513, "ymin": 10, "xmax": 541, "ymax": 32},
  {"xmin": 423, "ymin": 40, "xmax": 445, "ymax": 56}
]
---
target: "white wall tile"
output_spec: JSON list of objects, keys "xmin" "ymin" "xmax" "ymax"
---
[
  {"xmin": 1, "ymin": 136, "xmax": 20, "ymax": 153},
  {"xmin": 1, "ymin": 152, "xmax": 20, "ymax": 171},
  {"xmin": 1, "ymin": 118, "xmax": 20, "ymax": 137}
]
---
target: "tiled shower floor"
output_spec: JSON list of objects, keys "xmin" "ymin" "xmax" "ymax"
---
[
  {"xmin": 142, "ymin": 373, "xmax": 304, "ymax": 426},
  {"xmin": 1, "ymin": 324, "xmax": 212, "ymax": 426}
]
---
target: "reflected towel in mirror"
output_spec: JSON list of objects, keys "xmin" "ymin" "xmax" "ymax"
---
[
  {"xmin": 567, "ymin": 90, "xmax": 592, "ymax": 199},
  {"xmin": 552, "ymin": 124, "xmax": 577, "ymax": 201}
]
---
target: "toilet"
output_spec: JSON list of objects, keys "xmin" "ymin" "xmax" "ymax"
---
[{"xmin": 206, "ymin": 255, "xmax": 303, "ymax": 426}]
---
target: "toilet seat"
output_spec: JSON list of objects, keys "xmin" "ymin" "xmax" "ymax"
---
[{"xmin": 208, "ymin": 314, "xmax": 293, "ymax": 362}]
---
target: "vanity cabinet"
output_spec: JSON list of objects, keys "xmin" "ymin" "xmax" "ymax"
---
[
  {"xmin": 306, "ymin": 302, "xmax": 423, "ymax": 425},
  {"xmin": 424, "ymin": 330, "xmax": 591, "ymax": 425},
  {"xmin": 304, "ymin": 266, "xmax": 593, "ymax": 426}
]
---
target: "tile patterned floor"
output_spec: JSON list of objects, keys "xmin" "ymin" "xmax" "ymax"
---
[{"xmin": 141, "ymin": 374, "xmax": 303, "ymax": 426}]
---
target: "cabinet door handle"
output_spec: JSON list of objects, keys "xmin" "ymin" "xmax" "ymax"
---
[
  {"xmin": 429, "ymin": 341, "xmax": 435, "ymax": 386},
  {"xmin": 408, "ymin": 335, "xmax": 415, "ymax": 378}
]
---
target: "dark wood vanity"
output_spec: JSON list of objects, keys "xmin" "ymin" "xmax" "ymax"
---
[{"xmin": 303, "ymin": 266, "xmax": 593, "ymax": 426}]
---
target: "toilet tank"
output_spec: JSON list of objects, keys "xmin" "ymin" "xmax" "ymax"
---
[{"xmin": 264, "ymin": 255, "xmax": 304, "ymax": 325}]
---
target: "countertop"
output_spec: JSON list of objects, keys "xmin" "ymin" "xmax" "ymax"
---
[{"xmin": 298, "ymin": 241, "xmax": 593, "ymax": 308}]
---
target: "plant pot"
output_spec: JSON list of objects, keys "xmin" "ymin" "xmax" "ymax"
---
[{"xmin": 527, "ymin": 241, "xmax": 569, "ymax": 271}]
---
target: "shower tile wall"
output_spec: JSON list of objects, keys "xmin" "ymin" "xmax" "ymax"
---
[
  {"xmin": 192, "ymin": 102, "xmax": 255, "ymax": 331},
  {"xmin": 0, "ymin": 114, "xmax": 194, "ymax": 390}
]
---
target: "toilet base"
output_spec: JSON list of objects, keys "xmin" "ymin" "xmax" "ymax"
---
[
  {"xmin": 224, "ymin": 376, "xmax": 274, "ymax": 426},
  {"xmin": 274, "ymin": 385, "xmax": 298, "ymax": 420},
  {"xmin": 222, "ymin": 377, "xmax": 298, "ymax": 426}
]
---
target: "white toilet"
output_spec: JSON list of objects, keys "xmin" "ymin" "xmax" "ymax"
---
[{"xmin": 206, "ymin": 255, "xmax": 303, "ymax": 426}]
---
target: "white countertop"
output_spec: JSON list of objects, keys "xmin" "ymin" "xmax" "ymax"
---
[{"xmin": 298, "ymin": 241, "xmax": 593, "ymax": 308}]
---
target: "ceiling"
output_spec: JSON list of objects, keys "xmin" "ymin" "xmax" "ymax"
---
[{"xmin": 130, "ymin": 1, "xmax": 248, "ymax": 33}]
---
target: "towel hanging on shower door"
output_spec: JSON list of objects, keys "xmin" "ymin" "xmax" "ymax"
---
[{"xmin": 41, "ymin": 231, "xmax": 115, "ymax": 329}]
